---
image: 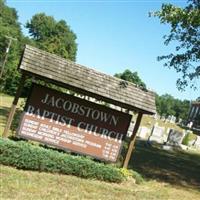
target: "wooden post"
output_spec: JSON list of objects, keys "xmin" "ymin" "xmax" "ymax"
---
[
  {"xmin": 2, "ymin": 74, "xmax": 27, "ymax": 138},
  {"xmin": 123, "ymin": 112, "xmax": 143, "ymax": 168}
]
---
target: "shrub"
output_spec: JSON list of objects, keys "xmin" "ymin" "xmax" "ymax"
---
[
  {"xmin": 130, "ymin": 170, "xmax": 144, "ymax": 184},
  {"xmin": 120, "ymin": 168, "xmax": 144, "ymax": 184},
  {"xmin": 0, "ymin": 138, "xmax": 125, "ymax": 183},
  {"xmin": 182, "ymin": 132, "xmax": 197, "ymax": 146}
]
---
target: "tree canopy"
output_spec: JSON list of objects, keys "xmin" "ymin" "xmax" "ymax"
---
[
  {"xmin": 153, "ymin": 0, "xmax": 200, "ymax": 90},
  {"xmin": 0, "ymin": 1, "xmax": 77, "ymax": 95},
  {"xmin": 155, "ymin": 94, "xmax": 190, "ymax": 121},
  {"xmin": 114, "ymin": 69, "xmax": 147, "ymax": 90},
  {"xmin": 26, "ymin": 13, "xmax": 77, "ymax": 61},
  {"xmin": 114, "ymin": 69, "xmax": 190, "ymax": 121},
  {"xmin": 0, "ymin": 0, "xmax": 25, "ymax": 94}
]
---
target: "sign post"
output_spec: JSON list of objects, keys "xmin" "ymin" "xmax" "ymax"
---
[
  {"xmin": 123, "ymin": 113, "xmax": 143, "ymax": 168},
  {"xmin": 3, "ymin": 74, "xmax": 27, "ymax": 138}
]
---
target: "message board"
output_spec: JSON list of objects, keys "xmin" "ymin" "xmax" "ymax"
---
[{"xmin": 18, "ymin": 84, "xmax": 132, "ymax": 162}]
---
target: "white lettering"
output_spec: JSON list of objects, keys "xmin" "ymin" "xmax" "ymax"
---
[
  {"xmin": 26, "ymin": 105, "xmax": 35, "ymax": 115},
  {"xmin": 63, "ymin": 101, "xmax": 72, "ymax": 111},
  {"xmin": 55, "ymin": 98, "xmax": 64, "ymax": 108},
  {"xmin": 77, "ymin": 121, "xmax": 86, "ymax": 131},
  {"xmin": 41, "ymin": 93, "xmax": 49, "ymax": 104},
  {"xmin": 91, "ymin": 110, "xmax": 100, "ymax": 120}
]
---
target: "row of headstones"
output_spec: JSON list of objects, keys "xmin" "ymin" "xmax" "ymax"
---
[
  {"xmin": 152, "ymin": 114, "xmax": 181, "ymax": 124},
  {"xmin": 128, "ymin": 123, "xmax": 200, "ymax": 148}
]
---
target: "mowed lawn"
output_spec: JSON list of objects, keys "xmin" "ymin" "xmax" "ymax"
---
[
  {"xmin": 1, "ymin": 164, "xmax": 200, "ymax": 200},
  {"xmin": 1, "ymin": 93, "xmax": 200, "ymax": 200}
]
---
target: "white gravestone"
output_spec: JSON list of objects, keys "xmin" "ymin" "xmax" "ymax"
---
[
  {"xmin": 148, "ymin": 125, "xmax": 165, "ymax": 143},
  {"xmin": 194, "ymin": 136, "xmax": 200, "ymax": 148},
  {"xmin": 137, "ymin": 126, "xmax": 150, "ymax": 139},
  {"xmin": 127, "ymin": 121, "xmax": 135, "ymax": 137}
]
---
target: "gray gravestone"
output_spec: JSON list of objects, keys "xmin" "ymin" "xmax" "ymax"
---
[{"xmin": 167, "ymin": 129, "xmax": 185, "ymax": 145}]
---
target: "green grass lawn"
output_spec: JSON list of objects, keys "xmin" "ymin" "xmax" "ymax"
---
[
  {"xmin": 1, "ymin": 165, "xmax": 200, "ymax": 200},
  {"xmin": 141, "ymin": 115, "xmax": 184, "ymax": 133},
  {"xmin": 1, "ymin": 93, "xmax": 200, "ymax": 199}
]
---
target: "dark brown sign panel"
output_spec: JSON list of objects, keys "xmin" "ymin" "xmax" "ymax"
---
[{"xmin": 18, "ymin": 84, "xmax": 132, "ymax": 162}]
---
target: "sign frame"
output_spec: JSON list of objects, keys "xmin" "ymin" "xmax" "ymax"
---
[
  {"xmin": 17, "ymin": 83, "xmax": 132, "ymax": 162},
  {"xmin": 3, "ymin": 45, "xmax": 156, "ymax": 168}
]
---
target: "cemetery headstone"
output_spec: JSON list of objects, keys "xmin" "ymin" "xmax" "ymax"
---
[
  {"xmin": 194, "ymin": 136, "xmax": 200, "ymax": 148},
  {"xmin": 161, "ymin": 116, "xmax": 166, "ymax": 122},
  {"xmin": 127, "ymin": 121, "xmax": 135, "ymax": 137},
  {"xmin": 167, "ymin": 129, "xmax": 185, "ymax": 146},
  {"xmin": 178, "ymin": 118, "xmax": 182, "ymax": 124},
  {"xmin": 137, "ymin": 126, "xmax": 150, "ymax": 139},
  {"xmin": 148, "ymin": 125, "xmax": 165, "ymax": 143},
  {"xmin": 169, "ymin": 115, "xmax": 176, "ymax": 123}
]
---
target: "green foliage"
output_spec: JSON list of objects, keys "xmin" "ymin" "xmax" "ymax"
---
[
  {"xmin": 0, "ymin": 1, "xmax": 35, "ymax": 96},
  {"xmin": 182, "ymin": 133, "xmax": 190, "ymax": 145},
  {"xmin": 129, "ymin": 170, "xmax": 144, "ymax": 184},
  {"xmin": 0, "ymin": 138, "xmax": 125, "ymax": 183},
  {"xmin": 155, "ymin": 93, "xmax": 190, "ymax": 120},
  {"xmin": 26, "ymin": 13, "xmax": 77, "ymax": 61},
  {"xmin": 0, "ymin": 0, "xmax": 23, "ymax": 94},
  {"xmin": 120, "ymin": 168, "xmax": 144, "ymax": 184},
  {"xmin": 156, "ymin": 94, "xmax": 175, "ymax": 117},
  {"xmin": 182, "ymin": 132, "xmax": 197, "ymax": 146},
  {"xmin": 153, "ymin": 0, "xmax": 200, "ymax": 90},
  {"xmin": 114, "ymin": 69, "xmax": 147, "ymax": 90},
  {"xmin": 0, "ymin": 1, "xmax": 77, "ymax": 96}
]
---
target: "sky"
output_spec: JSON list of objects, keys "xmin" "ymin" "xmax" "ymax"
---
[{"xmin": 6, "ymin": 0, "xmax": 199, "ymax": 101}]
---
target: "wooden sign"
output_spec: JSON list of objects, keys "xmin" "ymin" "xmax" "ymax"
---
[{"xmin": 18, "ymin": 84, "xmax": 132, "ymax": 162}]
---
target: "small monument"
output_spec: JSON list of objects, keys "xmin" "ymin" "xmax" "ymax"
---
[
  {"xmin": 148, "ymin": 125, "xmax": 165, "ymax": 144},
  {"xmin": 137, "ymin": 126, "xmax": 150, "ymax": 139},
  {"xmin": 166, "ymin": 129, "xmax": 185, "ymax": 146},
  {"xmin": 193, "ymin": 136, "xmax": 200, "ymax": 149},
  {"xmin": 127, "ymin": 121, "xmax": 135, "ymax": 137}
]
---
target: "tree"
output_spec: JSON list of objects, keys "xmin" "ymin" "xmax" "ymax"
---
[
  {"xmin": 0, "ymin": 3, "xmax": 78, "ymax": 96},
  {"xmin": 155, "ymin": 93, "xmax": 190, "ymax": 121},
  {"xmin": 26, "ymin": 13, "xmax": 77, "ymax": 61},
  {"xmin": 114, "ymin": 69, "xmax": 147, "ymax": 90},
  {"xmin": 0, "ymin": 0, "xmax": 24, "ymax": 94},
  {"xmin": 156, "ymin": 94, "xmax": 176, "ymax": 117},
  {"xmin": 153, "ymin": 0, "xmax": 200, "ymax": 90}
]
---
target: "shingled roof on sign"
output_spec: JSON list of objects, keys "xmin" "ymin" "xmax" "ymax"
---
[{"xmin": 19, "ymin": 45, "xmax": 156, "ymax": 115}]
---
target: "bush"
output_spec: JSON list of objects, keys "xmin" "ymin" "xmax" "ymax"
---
[
  {"xmin": 130, "ymin": 170, "xmax": 144, "ymax": 184},
  {"xmin": 182, "ymin": 132, "xmax": 197, "ymax": 146},
  {"xmin": 120, "ymin": 168, "xmax": 144, "ymax": 184},
  {"xmin": 0, "ymin": 138, "xmax": 125, "ymax": 183}
]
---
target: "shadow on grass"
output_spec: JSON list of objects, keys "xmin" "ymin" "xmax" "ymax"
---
[
  {"xmin": 0, "ymin": 107, "xmax": 9, "ymax": 128},
  {"xmin": 129, "ymin": 140, "xmax": 200, "ymax": 189},
  {"xmin": 0, "ymin": 106, "xmax": 9, "ymax": 117}
]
